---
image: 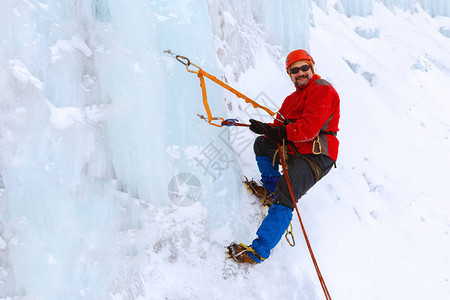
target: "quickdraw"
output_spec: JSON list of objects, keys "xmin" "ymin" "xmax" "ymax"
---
[{"xmin": 164, "ymin": 50, "xmax": 275, "ymax": 127}]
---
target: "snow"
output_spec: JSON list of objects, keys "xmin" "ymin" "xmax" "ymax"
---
[
  {"xmin": 0, "ymin": 0, "xmax": 449, "ymax": 300},
  {"xmin": 9, "ymin": 59, "xmax": 44, "ymax": 90},
  {"xmin": 50, "ymin": 37, "xmax": 93, "ymax": 63}
]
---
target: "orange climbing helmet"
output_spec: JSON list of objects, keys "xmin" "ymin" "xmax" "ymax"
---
[{"xmin": 285, "ymin": 49, "xmax": 315, "ymax": 71}]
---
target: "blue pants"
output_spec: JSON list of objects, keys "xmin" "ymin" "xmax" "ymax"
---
[
  {"xmin": 249, "ymin": 204, "xmax": 293, "ymax": 262},
  {"xmin": 256, "ymin": 156, "xmax": 280, "ymax": 193},
  {"xmin": 249, "ymin": 136, "xmax": 335, "ymax": 262},
  {"xmin": 254, "ymin": 135, "xmax": 281, "ymax": 194}
]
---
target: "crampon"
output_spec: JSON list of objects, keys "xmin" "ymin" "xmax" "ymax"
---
[
  {"xmin": 226, "ymin": 243, "xmax": 260, "ymax": 264},
  {"xmin": 243, "ymin": 176, "xmax": 274, "ymax": 207}
]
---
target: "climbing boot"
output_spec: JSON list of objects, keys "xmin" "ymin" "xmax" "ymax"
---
[
  {"xmin": 227, "ymin": 243, "xmax": 258, "ymax": 264},
  {"xmin": 243, "ymin": 177, "xmax": 274, "ymax": 207}
]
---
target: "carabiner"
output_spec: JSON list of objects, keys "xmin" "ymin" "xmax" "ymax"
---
[
  {"xmin": 176, "ymin": 55, "xmax": 190, "ymax": 66},
  {"xmin": 312, "ymin": 135, "xmax": 322, "ymax": 154},
  {"xmin": 222, "ymin": 119, "xmax": 239, "ymax": 126},
  {"xmin": 285, "ymin": 223, "xmax": 295, "ymax": 247}
]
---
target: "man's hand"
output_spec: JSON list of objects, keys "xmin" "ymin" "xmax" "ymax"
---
[
  {"xmin": 264, "ymin": 126, "xmax": 287, "ymax": 143},
  {"xmin": 249, "ymin": 119, "xmax": 270, "ymax": 134}
]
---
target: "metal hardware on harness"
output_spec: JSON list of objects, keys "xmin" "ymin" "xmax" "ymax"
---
[
  {"xmin": 312, "ymin": 135, "xmax": 322, "ymax": 154},
  {"xmin": 285, "ymin": 223, "xmax": 295, "ymax": 247}
]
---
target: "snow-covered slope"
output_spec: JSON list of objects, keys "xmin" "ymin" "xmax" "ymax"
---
[{"xmin": 0, "ymin": 0, "xmax": 449, "ymax": 299}]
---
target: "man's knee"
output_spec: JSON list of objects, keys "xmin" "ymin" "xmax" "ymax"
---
[
  {"xmin": 253, "ymin": 136, "xmax": 277, "ymax": 157},
  {"xmin": 253, "ymin": 136, "xmax": 266, "ymax": 156}
]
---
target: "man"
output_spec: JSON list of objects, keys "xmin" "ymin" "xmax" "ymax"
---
[{"xmin": 228, "ymin": 49, "xmax": 340, "ymax": 263}]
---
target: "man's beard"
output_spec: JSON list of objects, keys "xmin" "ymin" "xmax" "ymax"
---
[{"xmin": 294, "ymin": 75, "xmax": 310, "ymax": 87}]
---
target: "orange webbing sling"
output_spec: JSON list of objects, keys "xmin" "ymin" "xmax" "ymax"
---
[{"xmin": 164, "ymin": 50, "xmax": 275, "ymax": 127}]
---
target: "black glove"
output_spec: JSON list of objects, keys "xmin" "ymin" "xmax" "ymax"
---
[
  {"xmin": 249, "ymin": 119, "xmax": 270, "ymax": 134},
  {"xmin": 264, "ymin": 126, "xmax": 287, "ymax": 143}
]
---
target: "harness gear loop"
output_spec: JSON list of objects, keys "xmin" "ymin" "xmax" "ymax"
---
[
  {"xmin": 165, "ymin": 50, "xmax": 276, "ymax": 127},
  {"xmin": 277, "ymin": 142, "xmax": 333, "ymax": 300}
]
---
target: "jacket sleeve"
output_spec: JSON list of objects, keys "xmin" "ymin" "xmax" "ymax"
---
[{"xmin": 286, "ymin": 84, "xmax": 334, "ymax": 142}]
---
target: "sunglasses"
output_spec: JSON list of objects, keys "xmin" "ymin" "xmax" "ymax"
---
[{"xmin": 290, "ymin": 64, "xmax": 311, "ymax": 74}]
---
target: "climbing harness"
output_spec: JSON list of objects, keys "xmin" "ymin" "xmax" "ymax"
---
[
  {"xmin": 164, "ymin": 50, "xmax": 275, "ymax": 127},
  {"xmin": 277, "ymin": 141, "xmax": 332, "ymax": 300}
]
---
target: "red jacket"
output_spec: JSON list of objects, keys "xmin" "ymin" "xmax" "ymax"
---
[{"xmin": 272, "ymin": 74, "xmax": 340, "ymax": 161}]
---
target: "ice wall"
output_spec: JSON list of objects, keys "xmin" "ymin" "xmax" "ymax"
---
[
  {"xmin": 206, "ymin": 0, "xmax": 311, "ymax": 80},
  {"xmin": 418, "ymin": 0, "xmax": 450, "ymax": 16},
  {"xmin": 334, "ymin": 0, "xmax": 450, "ymax": 17},
  {"xmin": 0, "ymin": 2, "xmax": 119, "ymax": 298},
  {"xmin": 97, "ymin": 0, "xmax": 243, "ymax": 226},
  {"xmin": 259, "ymin": 0, "xmax": 312, "ymax": 56},
  {"xmin": 0, "ymin": 0, "xmax": 240, "ymax": 298},
  {"xmin": 340, "ymin": 0, "xmax": 374, "ymax": 16}
]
